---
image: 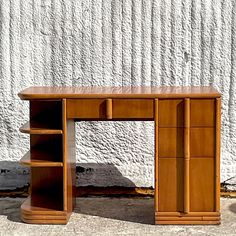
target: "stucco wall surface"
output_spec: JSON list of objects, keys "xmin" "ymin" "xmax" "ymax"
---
[{"xmin": 0, "ymin": 0, "xmax": 236, "ymax": 190}]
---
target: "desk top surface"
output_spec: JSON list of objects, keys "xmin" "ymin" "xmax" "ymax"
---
[{"xmin": 18, "ymin": 86, "xmax": 221, "ymax": 100}]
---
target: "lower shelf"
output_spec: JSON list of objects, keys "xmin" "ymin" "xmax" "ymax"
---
[
  {"xmin": 20, "ymin": 151, "xmax": 63, "ymax": 167},
  {"xmin": 21, "ymin": 196, "xmax": 69, "ymax": 224}
]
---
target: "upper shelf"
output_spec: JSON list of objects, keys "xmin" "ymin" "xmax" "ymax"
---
[
  {"xmin": 20, "ymin": 122, "xmax": 63, "ymax": 135},
  {"xmin": 18, "ymin": 86, "xmax": 221, "ymax": 100}
]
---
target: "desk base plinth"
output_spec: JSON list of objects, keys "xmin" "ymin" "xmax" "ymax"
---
[
  {"xmin": 155, "ymin": 212, "xmax": 220, "ymax": 225},
  {"xmin": 21, "ymin": 197, "xmax": 71, "ymax": 224}
]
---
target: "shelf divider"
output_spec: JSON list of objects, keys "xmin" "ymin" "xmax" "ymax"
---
[
  {"xmin": 20, "ymin": 151, "xmax": 63, "ymax": 167},
  {"xmin": 20, "ymin": 122, "xmax": 63, "ymax": 135}
]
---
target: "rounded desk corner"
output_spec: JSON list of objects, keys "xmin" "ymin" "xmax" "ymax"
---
[
  {"xmin": 18, "ymin": 92, "xmax": 24, "ymax": 100},
  {"xmin": 21, "ymin": 201, "xmax": 69, "ymax": 225}
]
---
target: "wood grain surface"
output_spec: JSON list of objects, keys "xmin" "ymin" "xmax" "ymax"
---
[
  {"xmin": 18, "ymin": 86, "xmax": 221, "ymax": 225},
  {"xmin": 18, "ymin": 86, "xmax": 221, "ymax": 100}
]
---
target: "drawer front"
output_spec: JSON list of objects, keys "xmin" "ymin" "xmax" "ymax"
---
[
  {"xmin": 67, "ymin": 99, "xmax": 106, "ymax": 119},
  {"xmin": 190, "ymin": 157, "xmax": 215, "ymax": 212},
  {"xmin": 158, "ymin": 158, "xmax": 184, "ymax": 212},
  {"xmin": 190, "ymin": 99, "xmax": 215, "ymax": 127},
  {"xmin": 158, "ymin": 128, "xmax": 184, "ymax": 158},
  {"xmin": 190, "ymin": 128, "xmax": 215, "ymax": 157},
  {"xmin": 158, "ymin": 99, "xmax": 184, "ymax": 127},
  {"xmin": 112, "ymin": 99, "xmax": 153, "ymax": 119}
]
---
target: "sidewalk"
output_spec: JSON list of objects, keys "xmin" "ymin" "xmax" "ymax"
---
[{"xmin": 0, "ymin": 197, "xmax": 235, "ymax": 236}]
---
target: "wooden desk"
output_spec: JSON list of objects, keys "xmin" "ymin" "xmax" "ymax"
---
[{"xmin": 18, "ymin": 86, "xmax": 221, "ymax": 225}]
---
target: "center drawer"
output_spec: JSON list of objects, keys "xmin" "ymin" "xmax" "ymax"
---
[
  {"xmin": 66, "ymin": 99, "xmax": 154, "ymax": 119},
  {"xmin": 112, "ymin": 99, "xmax": 153, "ymax": 119}
]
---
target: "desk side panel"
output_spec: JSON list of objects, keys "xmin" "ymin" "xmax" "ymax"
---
[{"xmin": 63, "ymin": 99, "xmax": 76, "ymax": 213}]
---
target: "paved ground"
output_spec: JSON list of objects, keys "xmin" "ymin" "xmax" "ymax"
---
[{"xmin": 0, "ymin": 197, "xmax": 235, "ymax": 236}]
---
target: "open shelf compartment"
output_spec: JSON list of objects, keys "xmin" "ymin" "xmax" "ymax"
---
[
  {"xmin": 29, "ymin": 134, "xmax": 63, "ymax": 163},
  {"xmin": 21, "ymin": 167, "xmax": 67, "ymax": 224},
  {"xmin": 29, "ymin": 100, "xmax": 63, "ymax": 131}
]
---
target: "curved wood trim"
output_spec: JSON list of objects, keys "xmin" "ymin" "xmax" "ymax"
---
[
  {"xmin": 21, "ymin": 197, "xmax": 66, "ymax": 216},
  {"xmin": 21, "ymin": 215, "xmax": 68, "ymax": 224}
]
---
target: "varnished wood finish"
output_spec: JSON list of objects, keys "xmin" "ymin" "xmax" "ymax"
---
[
  {"xmin": 155, "ymin": 216, "xmax": 220, "ymax": 221},
  {"xmin": 21, "ymin": 196, "xmax": 66, "ymax": 215},
  {"xmin": 158, "ymin": 99, "xmax": 184, "ymax": 127},
  {"xmin": 155, "ymin": 211, "xmax": 220, "ymax": 216},
  {"xmin": 154, "ymin": 99, "xmax": 158, "ymax": 213},
  {"xmin": 190, "ymin": 128, "xmax": 215, "ymax": 157},
  {"xmin": 215, "ymin": 98, "xmax": 221, "ymax": 212},
  {"xmin": 190, "ymin": 158, "xmax": 215, "ymax": 212},
  {"xmin": 20, "ymin": 151, "xmax": 63, "ymax": 167},
  {"xmin": 156, "ymin": 92, "xmax": 220, "ymax": 225},
  {"xmin": 18, "ymin": 86, "xmax": 221, "ymax": 225},
  {"xmin": 155, "ymin": 220, "xmax": 220, "ymax": 225},
  {"xmin": 21, "ymin": 196, "xmax": 68, "ymax": 224},
  {"xmin": 190, "ymin": 99, "xmax": 215, "ymax": 127},
  {"xmin": 158, "ymin": 128, "xmax": 184, "ymax": 158},
  {"xmin": 18, "ymin": 86, "xmax": 221, "ymax": 100},
  {"xmin": 158, "ymin": 158, "xmax": 184, "ymax": 212},
  {"xmin": 20, "ymin": 122, "xmax": 63, "ymax": 134},
  {"xmin": 29, "ymin": 166, "xmax": 64, "ymax": 224},
  {"xmin": 63, "ymin": 99, "xmax": 76, "ymax": 213},
  {"xmin": 106, "ymin": 99, "xmax": 113, "ymax": 119},
  {"xmin": 155, "ymin": 211, "xmax": 221, "ymax": 224},
  {"xmin": 30, "ymin": 167, "xmax": 63, "ymax": 202},
  {"xmin": 67, "ymin": 98, "xmax": 153, "ymax": 120},
  {"xmin": 112, "ymin": 99, "xmax": 153, "ymax": 119},
  {"xmin": 184, "ymin": 98, "xmax": 190, "ymax": 213},
  {"xmin": 67, "ymin": 99, "xmax": 106, "ymax": 119},
  {"xmin": 20, "ymin": 100, "xmax": 67, "ymax": 224}
]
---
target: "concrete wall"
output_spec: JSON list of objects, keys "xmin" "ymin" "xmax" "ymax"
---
[{"xmin": 0, "ymin": 0, "xmax": 236, "ymax": 190}]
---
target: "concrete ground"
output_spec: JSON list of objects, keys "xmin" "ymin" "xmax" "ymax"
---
[{"xmin": 0, "ymin": 197, "xmax": 235, "ymax": 236}]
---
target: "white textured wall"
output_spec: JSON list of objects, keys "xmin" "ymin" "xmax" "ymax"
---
[{"xmin": 0, "ymin": 0, "xmax": 236, "ymax": 190}]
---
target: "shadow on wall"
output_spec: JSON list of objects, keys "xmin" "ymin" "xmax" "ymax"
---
[
  {"xmin": 0, "ymin": 162, "xmax": 147, "ymax": 224},
  {"xmin": 76, "ymin": 163, "xmax": 136, "ymax": 187},
  {"xmin": 0, "ymin": 161, "xmax": 29, "ymax": 191},
  {"xmin": 0, "ymin": 161, "xmax": 136, "ymax": 191}
]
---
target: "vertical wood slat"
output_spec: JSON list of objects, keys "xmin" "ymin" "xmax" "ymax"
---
[
  {"xmin": 184, "ymin": 98, "xmax": 190, "ymax": 213},
  {"xmin": 154, "ymin": 99, "xmax": 158, "ymax": 212},
  {"xmin": 106, "ymin": 98, "xmax": 112, "ymax": 119},
  {"xmin": 29, "ymin": 101, "xmax": 33, "ymax": 199},
  {"xmin": 62, "ymin": 99, "xmax": 76, "ymax": 214},
  {"xmin": 62, "ymin": 99, "xmax": 68, "ymax": 211},
  {"xmin": 215, "ymin": 98, "xmax": 221, "ymax": 212}
]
